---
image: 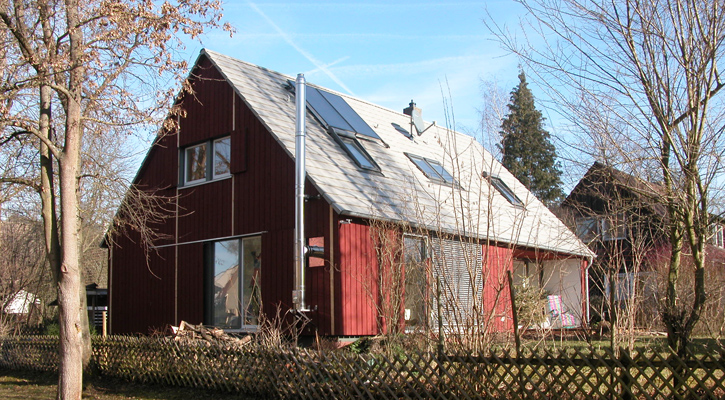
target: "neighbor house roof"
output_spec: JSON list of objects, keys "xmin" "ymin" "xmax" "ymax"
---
[
  {"xmin": 562, "ymin": 161, "xmax": 668, "ymax": 218},
  {"xmin": 189, "ymin": 50, "xmax": 592, "ymax": 258}
]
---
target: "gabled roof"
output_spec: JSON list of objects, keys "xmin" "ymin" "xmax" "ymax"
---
[
  {"xmin": 562, "ymin": 162, "xmax": 667, "ymax": 217},
  {"xmin": 193, "ymin": 49, "xmax": 592, "ymax": 258}
]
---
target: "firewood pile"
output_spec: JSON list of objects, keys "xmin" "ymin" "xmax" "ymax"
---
[{"xmin": 171, "ymin": 320, "xmax": 252, "ymax": 347}]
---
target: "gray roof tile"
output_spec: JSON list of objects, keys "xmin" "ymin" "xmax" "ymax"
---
[{"xmin": 204, "ymin": 49, "xmax": 592, "ymax": 258}]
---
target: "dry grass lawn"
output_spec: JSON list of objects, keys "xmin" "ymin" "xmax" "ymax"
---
[{"xmin": 0, "ymin": 369, "xmax": 264, "ymax": 399}]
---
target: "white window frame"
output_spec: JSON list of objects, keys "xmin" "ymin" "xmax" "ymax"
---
[
  {"xmin": 711, "ymin": 224, "xmax": 724, "ymax": 248},
  {"xmin": 182, "ymin": 136, "xmax": 232, "ymax": 187},
  {"xmin": 213, "ymin": 137, "xmax": 231, "ymax": 179},
  {"xmin": 208, "ymin": 236, "xmax": 262, "ymax": 332},
  {"xmin": 184, "ymin": 143, "xmax": 208, "ymax": 185}
]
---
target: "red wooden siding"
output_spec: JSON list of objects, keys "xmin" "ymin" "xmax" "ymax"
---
[
  {"xmin": 177, "ymin": 58, "xmax": 234, "ymax": 147},
  {"xmin": 336, "ymin": 221, "xmax": 379, "ymax": 336},
  {"xmin": 177, "ymin": 178, "xmax": 233, "ymax": 243},
  {"xmin": 482, "ymin": 245, "xmax": 514, "ymax": 333},
  {"xmin": 110, "ymin": 54, "xmax": 336, "ymax": 335},
  {"xmin": 110, "ymin": 229, "xmax": 175, "ymax": 334}
]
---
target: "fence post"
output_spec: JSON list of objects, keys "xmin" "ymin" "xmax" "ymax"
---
[{"xmin": 619, "ymin": 348, "xmax": 632, "ymax": 400}]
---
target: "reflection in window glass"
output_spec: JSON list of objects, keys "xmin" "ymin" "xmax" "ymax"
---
[
  {"xmin": 575, "ymin": 217, "xmax": 598, "ymax": 242},
  {"xmin": 185, "ymin": 143, "xmax": 207, "ymax": 184},
  {"xmin": 241, "ymin": 236, "xmax": 262, "ymax": 326},
  {"xmin": 428, "ymin": 160, "xmax": 455, "ymax": 184},
  {"xmin": 210, "ymin": 236, "xmax": 262, "ymax": 329},
  {"xmin": 490, "ymin": 177, "xmax": 523, "ymax": 207},
  {"xmin": 213, "ymin": 137, "xmax": 231, "ymax": 178},
  {"xmin": 340, "ymin": 136, "xmax": 375, "ymax": 170},
  {"xmin": 213, "ymin": 240, "xmax": 240, "ymax": 329},
  {"xmin": 404, "ymin": 236, "xmax": 427, "ymax": 329}
]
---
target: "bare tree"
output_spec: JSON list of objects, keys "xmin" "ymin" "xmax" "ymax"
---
[
  {"xmin": 487, "ymin": 0, "xmax": 725, "ymax": 355},
  {"xmin": 0, "ymin": 1, "xmax": 231, "ymax": 398}
]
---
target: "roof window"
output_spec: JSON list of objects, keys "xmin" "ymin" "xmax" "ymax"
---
[
  {"xmin": 391, "ymin": 123, "xmax": 412, "ymax": 139},
  {"xmin": 483, "ymin": 172, "xmax": 523, "ymax": 207},
  {"xmin": 333, "ymin": 130, "xmax": 380, "ymax": 172},
  {"xmin": 406, "ymin": 153, "xmax": 455, "ymax": 185}
]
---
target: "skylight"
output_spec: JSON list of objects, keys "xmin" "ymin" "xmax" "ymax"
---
[
  {"xmin": 338, "ymin": 135, "xmax": 378, "ymax": 171},
  {"xmin": 391, "ymin": 123, "xmax": 412, "ymax": 139},
  {"xmin": 487, "ymin": 175, "xmax": 524, "ymax": 207},
  {"xmin": 304, "ymin": 86, "xmax": 380, "ymax": 140},
  {"xmin": 406, "ymin": 153, "xmax": 455, "ymax": 185}
]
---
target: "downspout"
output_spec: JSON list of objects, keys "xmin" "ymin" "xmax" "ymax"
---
[
  {"xmin": 585, "ymin": 256, "xmax": 593, "ymax": 324},
  {"xmin": 293, "ymin": 74, "xmax": 309, "ymax": 312}
]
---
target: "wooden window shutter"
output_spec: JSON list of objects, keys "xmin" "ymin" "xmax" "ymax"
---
[{"xmin": 230, "ymin": 127, "xmax": 247, "ymax": 174}]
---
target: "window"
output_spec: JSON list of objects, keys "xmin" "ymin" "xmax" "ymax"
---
[
  {"xmin": 601, "ymin": 213, "xmax": 626, "ymax": 241},
  {"xmin": 512, "ymin": 259, "xmax": 541, "ymax": 288},
  {"xmin": 206, "ymin": 236, "xmax": 261, "ymax": 330},
  {"xmin": 711, "ymin": 224, "xmax": 725, "ymax": 248},
  {"xmin": 391, "ymin": 122, "xmax": 412, "ymax": 139},
  {"xmin": 431, "ymin": 238, "xmax": 482, "ymax": 329},
  {"xmin": 213, "ymin": 137, "xmax": 231, "ymax": 178},
  {"xmin": 337, "ymin": 134, "xmax": 378, "ymax": 171},
  {"xmin": 185, "ymin": 143, "xmax": 207, "ymax": 185},
  {"xmin": 403, "ymin": 235, "xmax": 428, "ymax": 329},
  {"xmin": 406, "ymin": 153, "xmax": 456, "ymax": 185},
  {"xmin": 575, "ymin": 214, "xmax": 626, "ymax": 242},
  {"xmin": 181, "ymin": 136, "xmax": 231, "ymax": 186},
  {"xmin": 575, "ymin": 217, "xmax": 598, "ymax": 242},
  {"xmin": 485, "ymin": 174, "xmax": 523, "ymax": 207}
]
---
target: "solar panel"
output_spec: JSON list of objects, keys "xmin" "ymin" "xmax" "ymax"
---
[
  {"xmin": 303, "ymin": 85, "xmax": 381, "ymax": 140},
  {"xmin": 305, "ymin": 86, "xmax": 355, "ymax": 132},
  {"xmin": 318, "ymin": 90, "xmax": 380, "ymax": 139}
]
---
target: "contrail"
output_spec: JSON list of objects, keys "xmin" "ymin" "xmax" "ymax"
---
[{"xmin": 247, "ymin": 2, "xmax": 355, "ymax": 96}]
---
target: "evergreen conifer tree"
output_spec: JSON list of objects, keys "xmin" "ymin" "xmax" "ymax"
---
[{"xmin": 499, "ymin": 71, "xmax": 564, "ymax": 206}]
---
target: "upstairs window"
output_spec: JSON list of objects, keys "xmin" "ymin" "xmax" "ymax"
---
[
  {"xmin": 483, "ymin": 173, "xmax": 523, "ymax": 207},
  {"xmin": 185, "ymin": 143, "xmax": 208, "ymax": 185},
  {"xmin": 336, "ymin": 133, "xmax": 378, "ymax": 171},
  {"xmin": 406, "ymin": 153, "xmax": 455, "ymax": 185},
  {"xmin": 181, "ymin": 136, "xmax": 231, "ymax": 186},
  {"xmin": 601, "ymin": 213, "xmax": 626, "ymax": 241},
  {"xmin": 213, "ymin": 137, "xmax": 231, "ymax": 178},
  {"xmin": 574, "ymin": 214, "xmax": 627, "ymax": 242},
  {"xmin": 575, "ymin": 217, "xmax": 598, "ymax": 242}
]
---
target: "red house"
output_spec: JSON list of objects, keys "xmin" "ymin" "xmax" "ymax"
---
[{"xmin": 107, "ymin": 50, "xmax": 593, "ymax": 336}]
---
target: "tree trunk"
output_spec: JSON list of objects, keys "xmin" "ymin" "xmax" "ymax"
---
[
  {"xmin": 57, "ymin": 0, "xmax": 84, "ymax": 397},
  {"xmin": 39, "ymin": 84, "xmax": 61, "ymax": 282}
]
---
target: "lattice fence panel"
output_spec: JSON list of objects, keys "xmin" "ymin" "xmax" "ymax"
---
[{"xmin": 2, "ymin": 335, "xmax": 725, "ymax": 399}]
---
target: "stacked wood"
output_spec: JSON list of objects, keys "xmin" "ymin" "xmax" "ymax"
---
[{"xmin": 171, "ymin": 321, "xmax": 252, "ymax": 347}]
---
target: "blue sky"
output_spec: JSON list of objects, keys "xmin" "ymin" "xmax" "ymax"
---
[{"xmin": 182, "ymin": 1, "xmax": 528, "ymax": 136}]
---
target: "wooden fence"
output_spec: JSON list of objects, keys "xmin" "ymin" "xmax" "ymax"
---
[{"xmin": 1, "ymin": 335, "xmax": 724, "ymax": 399}]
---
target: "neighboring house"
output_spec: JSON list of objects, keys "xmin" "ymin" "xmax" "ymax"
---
[
  {"xmin": 561, "ymin": 162, "xmax": 725, "ymax": 324},
  {"xmin": 2, "ymin": 289, "xmax": 41, "ymax": 321},
  {"xmin": 86, "ymin": 283, "xmax": 108, "ymax": 333},
  {"xmin": 107, "ymin": 50, "xmax": 593, "ymax": 336}
]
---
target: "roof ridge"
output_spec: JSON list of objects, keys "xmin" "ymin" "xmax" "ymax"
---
[{"xmin": 203, "ymin": 48, "xmax": 428, "ymax": 123}]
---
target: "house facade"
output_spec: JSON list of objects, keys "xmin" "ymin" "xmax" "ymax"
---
[
  {"xmin": 108, "ymin": 50, "xmax": 592, "ymax": 336},
  {"xmin": 561, "ymin": 162, "xmax": 725, "ymax": 325}
]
